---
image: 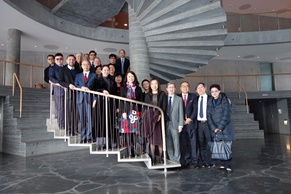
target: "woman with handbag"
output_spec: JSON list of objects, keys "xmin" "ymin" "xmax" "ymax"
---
[{"xmin": 207, "ymin": 84, "xmax": 235, "ymax": 172}]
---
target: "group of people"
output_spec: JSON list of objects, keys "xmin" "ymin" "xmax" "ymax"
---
[{"xmin": 45, "ymin": 50, "xmax": 235, "ymax": 172}]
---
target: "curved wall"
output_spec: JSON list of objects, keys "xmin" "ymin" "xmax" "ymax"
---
[{"xmin": 5, "ymin": 0, "xmax": 129, "ymax": 44}]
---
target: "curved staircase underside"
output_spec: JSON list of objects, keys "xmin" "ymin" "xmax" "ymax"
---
[{"xmin": 127, "ymin": 0, "xmax": 227, "ymax": 82}]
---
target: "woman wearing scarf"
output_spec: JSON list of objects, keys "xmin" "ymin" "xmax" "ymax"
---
[{"xmin": 120, "ymin": 71, "xmax": 143, "ymax": 157}]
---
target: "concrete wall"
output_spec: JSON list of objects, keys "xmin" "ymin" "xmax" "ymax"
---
[
  {"xmin": 227, "ymin": 14, "xmax": 291, "ymax": 33},
  {"xmin": 273, "ymin": 62, "xmax": 291, "ymax": 91},
  {"xmin": 171, "ymin": 59, "xmax": 261, "ymax": 93},
  {"xmin": 170, "ymin": 59, "xmax": 291, "ymax": 93}
]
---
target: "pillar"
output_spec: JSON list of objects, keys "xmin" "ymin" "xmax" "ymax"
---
[
  {"xmin": 128, "ymin": 6, "xmax": 150, "ymax": 82},
  {"xmin": 5, "ymin": 29, "xmax": 21, "ymax": 86}
]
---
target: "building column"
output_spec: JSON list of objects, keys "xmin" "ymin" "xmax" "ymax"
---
[
  {"xmin": 128, "ymin": 6, "xmax": 150, "ymax": 82},
  {"xmin": 5, "ymin": 29, "xmax": 21, "ymax": 86}
]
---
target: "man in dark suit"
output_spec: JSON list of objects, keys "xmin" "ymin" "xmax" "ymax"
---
[
  {"xmin": 44, "ymin": 54, "xmax": 55, "ymax": 84},
  {"xmin": 166, "ymin": 82, "xmax": 184, "ymax": 163},
  {"xmin": 196, "ymin": 82, "xmax": 214, "ymax": 168},
  {"xmin": 74, "ymin": 60, "xmax": 96, "ymax": 143},
  {"xmin": 49, "ymin": 53, "xmax": 64, "ymax": 129},
  {"xmin": 59, "ymin": 54, "xmax": 80, "ymax": 136},
  {"xmin": 179, "ymin": 81, "xmax": 199, "ymax": 168},
  {"xmin": 115, "ymin": 49, "xmax": 130, "ymax": 78}
]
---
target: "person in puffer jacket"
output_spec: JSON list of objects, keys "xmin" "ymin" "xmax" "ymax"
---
[{"xmin": 207, "ymin": 84, "xmax": 235, "ymax": 172}]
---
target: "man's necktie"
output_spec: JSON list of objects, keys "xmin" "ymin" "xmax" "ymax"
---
[
  {"xmin": 183, "ymin": 94, "xmax": 187, "ymax": 107},
  {"xmin": 168, "ymin": 96, "xmax": 172, "ymax": 114},
  {"xmin": 84, "ymin": 73, "xmax": 88, "ymax": 83},
  {"xmin": 199, "ymin": 96, "xmax": 203, "ymax": 118},
  {"xmin": 121, "ymin": 58, "xmax": 124, "ymax": 75}
]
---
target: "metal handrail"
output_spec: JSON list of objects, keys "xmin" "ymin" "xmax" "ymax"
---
[
  {"xmin": 72, "ymin": 87, "xmax": 168, "ymax": 171},
  {"xmin": 238, "ymin": 82, "xmax": 249, "ymax": 113},
  {"xmin": 0, "ymin": 59, "xmax": 46, "ymax": 88},
  {"xmin": 12, "ymin": 73, "xmax": 22, "ymax": 118}
]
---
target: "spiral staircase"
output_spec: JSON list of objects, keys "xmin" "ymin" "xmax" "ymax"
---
[{"xmin": 126, "ymin": 0, "xmax": 227, "ymax": 82}]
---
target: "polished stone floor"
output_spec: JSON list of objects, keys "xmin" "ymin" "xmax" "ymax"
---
[{"xmin": 0, "ymin": 134, "xmax": 291, "ymax": 194}]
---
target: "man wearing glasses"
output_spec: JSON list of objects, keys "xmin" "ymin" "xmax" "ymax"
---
[{"xmin": 49, "ymin": 53, "xmax": 64, "ymax": 129}]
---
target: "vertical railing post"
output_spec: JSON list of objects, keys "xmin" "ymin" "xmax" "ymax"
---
[
  {"xmin": 160, "ymin": 111, "xmax": 167, "ymax": 173},
  {"xmin": 49, "ymin": 83, "xmax": 53, "ymax": 124},
  {"xmin": 64, "ymin": 87, "xmax": 67, "ymax": 138},
  {"xmin": 105, "ymin": 95, "xmax": 109, "ymax": 157}
]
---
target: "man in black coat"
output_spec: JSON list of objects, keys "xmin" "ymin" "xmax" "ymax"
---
[
  {"xmin": 59, "ymin": 54, "xmax": 81, "ymax": 136},
  {"xmin": 196, "ymin": 82, "xmax": 214, "ymax": 168},
  {"xmin": 44, "ymin": 54, "xmax": 55, "ymax": 84},
  {"xmin": 178, "ymin": 81, "xmax": 199, "ymax": 168}
]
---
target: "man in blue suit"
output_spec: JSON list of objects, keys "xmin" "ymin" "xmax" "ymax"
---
[
  {"xmin": 74, "ymin": 60, "xmax": 96, "ymax": 143},
  {"xmin": 178, "ymin": 81, "xmax": 199, "ymax": 168},
  {"xmin": 49, "ymin": 53, "xmax": 64, "ymax": 129}
]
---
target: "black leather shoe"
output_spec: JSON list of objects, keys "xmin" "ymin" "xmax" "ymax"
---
[
  {"xmin": 191, "ymin": 163, "xmax": 199, "ymax": 169},
  {"xmin": 181, "ymin": 163, "xmax": 190, "ymax": 169}
]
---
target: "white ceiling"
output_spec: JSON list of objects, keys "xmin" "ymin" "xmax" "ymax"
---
[{"xmin": 0, "ymin": 0, "xmax": 291, "ymax": 63}]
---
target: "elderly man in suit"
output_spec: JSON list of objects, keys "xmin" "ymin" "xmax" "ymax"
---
[
  {"xmin": 166, "ymin": 82, "xmax": 184, "ymax": 163},
  {"xmin": 74, "ymin": 60, "xmax": 96, "ymax": 143},
  {"xmin": 178, "ymin": 81, "xmax": 199, "ymax": 168},
  {"xmin": 115, "ymin": 49, "xmax": 130, "ymax": 78}
]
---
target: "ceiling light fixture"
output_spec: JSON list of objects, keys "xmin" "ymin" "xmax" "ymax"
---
[
  {"xmin": 34, "ymin": 45, "xmax": 37, "ymax": 48},
  {"xmin": 124, "ymin": 24, "xmax": 128, "ymax": 26}
]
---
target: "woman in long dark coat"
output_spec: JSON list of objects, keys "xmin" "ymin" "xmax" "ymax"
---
[
  {"xmin": 207, "ymin": 84, "xmax": 235, "ymax": 172},
  {"xmin": 120, "ymin": 71, "xmax": 143, "ymax": 156},
  {"xmin": 142, "ymin": 78, "xmax": 167, "ymax": 165},
  {"xmin": 93, "ymin": 65, "xmax": 117, "ymax": 149}
]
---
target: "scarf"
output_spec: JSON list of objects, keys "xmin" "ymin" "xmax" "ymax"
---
[{"xmin": 126, "ymin": 82, "xmax": 136, "ymax": 99}]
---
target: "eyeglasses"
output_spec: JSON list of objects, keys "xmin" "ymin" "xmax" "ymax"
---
[
  {"xmin": 181, "ymin": 85, "xmax": 189, "ymax": 88},
  {"xmin": 55, "ymin": 58, "xmax": 63, "ymax": 60},
  {"xmin": 196, "ymin": 86, "xmax": 205, "ymax": 90},
  {"xmin": 211, "ymin": 90, "xmax": 220, "ymax": 93}
]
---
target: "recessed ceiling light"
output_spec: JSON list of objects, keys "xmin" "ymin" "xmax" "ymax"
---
[
  {"xmin": 257, "ymin": 56, "xmax": 260, "ymax": 58},
  {"xmin": 124, "ymin": 23, "xmax": 128, "ymax": 26},
  {"xmin": 238, "ymin": 56, "xmax": 240, "ymax": 58},
  {"xmin": 34, "ymin": 45, "xmax": 37, "ymax": 48},
  {"xmin": 276, "ymin": 57, "xmax": 279, "ymax": 60},
  {"xmin": 1, "ymin": 44, "xmax": 4, "ymax": 46}
]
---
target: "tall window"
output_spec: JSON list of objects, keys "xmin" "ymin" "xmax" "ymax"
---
[{"xmin": 260, "ymin": 63, "xmax": 274, "ymax": 91}]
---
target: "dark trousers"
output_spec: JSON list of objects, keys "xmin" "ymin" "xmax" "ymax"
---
[
  {"xmin": 198, "ymin": 122, "xmax": 211, "ymax": 165},
  {"xmin": 54, "ymin": 95, "xmax": 64, "ymax": 129},
  {"xmin": 180, "ymin": 124, "xmax": 199, "ymax": 165}
]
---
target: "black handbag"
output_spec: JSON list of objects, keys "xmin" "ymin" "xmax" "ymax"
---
[{"xmin": 210, "ymin": 140, "xmax": 232, "ymax": 160}]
